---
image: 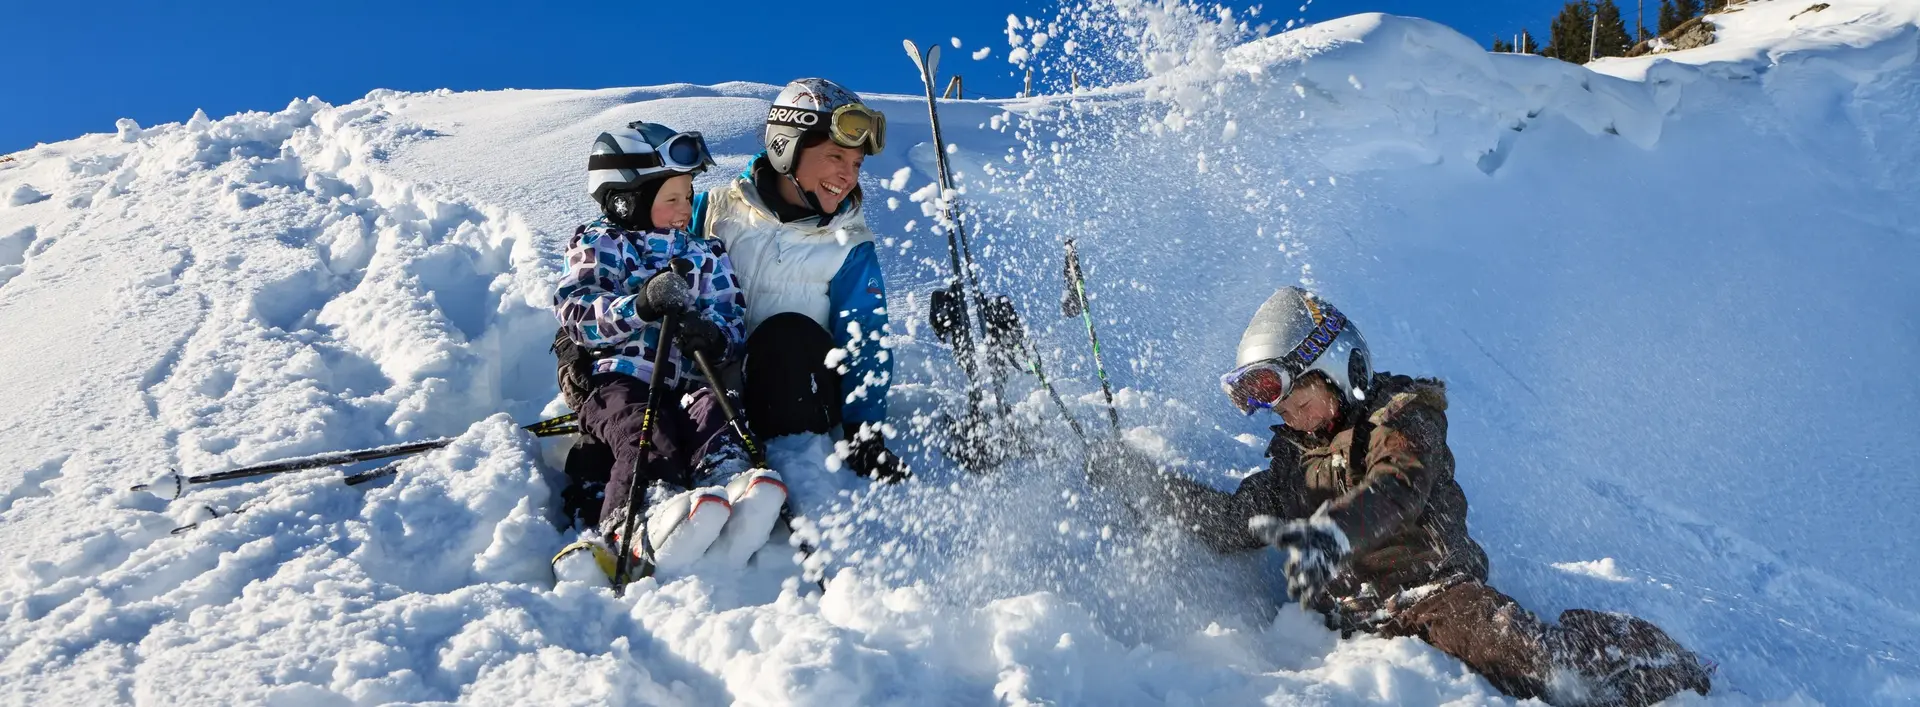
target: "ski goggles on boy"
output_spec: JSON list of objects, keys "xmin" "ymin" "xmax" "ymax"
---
[
  {"xmin": 768, "ymin": 103, "xmax": 887, "ymax": 153},
  {"xmin": 1219, "ymin": 360, "xmax": 1297, "ymax": 416},
  {"xmin": 589, "ymin": 129, "xmax": 715, "ymax": 174}
]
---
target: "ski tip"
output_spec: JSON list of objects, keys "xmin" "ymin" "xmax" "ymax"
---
[{"xmin": 904, "ymin": 39, "xmax": 922, "ymax": 64}]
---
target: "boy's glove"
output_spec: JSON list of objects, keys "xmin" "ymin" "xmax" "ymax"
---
[
  {"xmin": 635, "ymin": 268, "xmax": 693, "ymax": 322},
  {"xmin": 675, "ymin": 319, "xmax": 727, "ymax": 362},
  {"xmin": 1250, "ymin": 507, "xmax": 1352, "ymax": 610}
]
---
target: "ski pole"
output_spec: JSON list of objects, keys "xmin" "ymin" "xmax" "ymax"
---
[
  {"xmin": 688, "ymin": 349, "xmax": 765, "ymax": 469},
  {"xmin": 613, "ymin": 259, "xmax": 695, "ymax": 597},
  {"xmin": 1011, "ymin": 325, "xmax": 1090, "ymax": 444},
  {"xmin": 982, "ymin": 295, "xmax": 1089, "ymax": 444},
  {"xmin": 1061, "ymin": 239, "xmax": 1122, "ymax": 434},
  {"xmin": 133, "ymin": 414, "xmax": 579, "ymax": 500},
  {"xmin": 342, "ymin": 415, "xmax": 583, "ymax": 487}
]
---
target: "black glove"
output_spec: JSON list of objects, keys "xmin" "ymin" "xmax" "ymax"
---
[
  {"xmin": 675, "ymin": 318, "xmax": 728, "ymax": 362},
  {"xmin": 842, "ymin": 425, "xmax": 906, "ymax": 482},
  {"xmin": 634, "ymin": 268, "xmax": 693, "ymax": 322},
  {"xmin": 1250, "ymin": 510, "xmax": 1351, "ymax": 610}
]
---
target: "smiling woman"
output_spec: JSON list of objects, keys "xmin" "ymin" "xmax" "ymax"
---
[{"xmin": 692, "ymin": 77, "xmax": 905, "ymax": 482}]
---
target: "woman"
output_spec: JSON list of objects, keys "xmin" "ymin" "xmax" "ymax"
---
[{"xmin": 692, "ymin": 78, "xmax": 903, "ymax": 481}]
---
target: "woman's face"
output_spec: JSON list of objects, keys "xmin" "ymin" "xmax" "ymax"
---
[
  {"xmin": 792, "ymin": 141, "xmax": 864, "ymax": 213},
  {"xmin": 651, "ymin": 174, "xmax": 695, "ymax": 230}
]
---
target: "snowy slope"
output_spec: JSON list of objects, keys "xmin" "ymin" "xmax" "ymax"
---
[{"xmin": 2, "ymin": 0, "xmax": 1918, "ymax": 704}]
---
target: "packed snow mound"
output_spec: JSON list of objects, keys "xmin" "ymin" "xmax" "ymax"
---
[{"xmin": 2, "ymin": 1, "xmax": 1918, "ymax": 704}]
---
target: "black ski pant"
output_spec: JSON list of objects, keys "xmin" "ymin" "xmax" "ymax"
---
[
  {"xmin": 743, "ymin": 312, "xmax": 843, "ymax": 440},
  {"xmin": 579, "ymin": 373, "xmax": 734, "ymax": 527}
]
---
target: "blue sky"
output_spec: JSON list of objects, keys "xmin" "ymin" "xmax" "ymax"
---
[{"xmin": 3, "ymin": 0, "xmax": 1588, "ymax": 154}]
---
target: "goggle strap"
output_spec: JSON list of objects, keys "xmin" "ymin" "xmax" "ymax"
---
[
  {"xmin": 768, "ymin": 108, "xmax": 834, "ymax": 130},
  {"xmin": 588, "ymin": 153, "xmax": 663, "ymax": 171}
]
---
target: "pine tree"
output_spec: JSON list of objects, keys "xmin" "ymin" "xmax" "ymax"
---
[
  {"xmin": 1659, "ymin": 0, "xmax": 1704, "ymax": 34},
  {"xmin": 1545, "ymin": 1, "xmax": 1599, "ymax": 62},
  {"xmin": 1493, "ymin": 36, "xmax": 1513, "ymax": 52},
  {"xmin": 1520, "ymin": 30, "xmax": 1541, "ymax": 54},
  {"xmin": 1593, "ymin": 0, "xmax": 1634, "ymax": 57}
]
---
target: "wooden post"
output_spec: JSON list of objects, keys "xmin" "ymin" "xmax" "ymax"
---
[{"xmin": 944, "ymin": 75, "xmax": 963, "ymax": 99}]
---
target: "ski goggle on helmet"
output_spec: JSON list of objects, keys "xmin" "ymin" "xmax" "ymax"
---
[
  {"xmin": 767, "ymin": 102, "xmax": 887, "ymax": 153},
  {"xmin": 587, "ymin": 124, "xmax": 714, "ymax": 174},
  {"xmin": 1220, "ymin": 287, "xmax": 1372, "ymax": 416},
  {"xmin": 586, "ymin": 122, "xmax": 716, "ymax": 205}
]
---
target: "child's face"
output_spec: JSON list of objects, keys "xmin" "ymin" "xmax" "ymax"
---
[
  {"xmin": 651, "ymin": 174, "xmax": 695, "ymax": 230},
  {"xmin": 1277, "ymin": 375, "xmax": 1341, "ymax": 434}
]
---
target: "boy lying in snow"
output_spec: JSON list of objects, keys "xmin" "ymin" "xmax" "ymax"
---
[
  {"xmin": 1092, "ymin": 286, "xmax": 1713, "ymax": 707},
  {"xmin": 550, "ymin": 122, "xmax": 787, "ymax": 580}
]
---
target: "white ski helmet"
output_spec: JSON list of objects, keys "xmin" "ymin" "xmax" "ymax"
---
[
  {"xmin": 1225, "ymin": 286, "xmax": 1372, "ymax": 411},
  {"xmin": 586, "ymin": 121, "xmax": 714, "ymax": 209},
  {"xmin": 764, "ymin": 78, "xmax": 886, "ymax": 174}
]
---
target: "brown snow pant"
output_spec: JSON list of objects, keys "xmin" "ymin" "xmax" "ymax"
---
[{"xmin": 1369, "ymin": 580, "xmax": 1711, "ymax": 707}]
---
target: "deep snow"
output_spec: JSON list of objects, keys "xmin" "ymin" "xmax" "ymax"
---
[{"xmin": 2, "ymin": 1, "xmax": 1918, "ymax": 704}]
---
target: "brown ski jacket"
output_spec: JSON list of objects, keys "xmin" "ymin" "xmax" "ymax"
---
[{"xmin": 1147, "ymin": 372, "xmax": 1489, "ymax": 598}]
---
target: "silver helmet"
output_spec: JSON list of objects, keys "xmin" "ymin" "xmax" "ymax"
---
[
  {"xmin": 586, "ymin": 121, "xmax": 713, "ymax": 208},
  {"xmin": 1233, "ymin": 286, "xmax": 1372, "ymax": 407},
  {"xmin": 764, "ymin": 78, "xmax": 885, "ymax": 174}
]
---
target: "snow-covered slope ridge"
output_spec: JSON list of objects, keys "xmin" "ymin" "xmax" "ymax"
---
[{"xmin": 2, "ymin": 1, "xmax": 1917, "ymax": 704}]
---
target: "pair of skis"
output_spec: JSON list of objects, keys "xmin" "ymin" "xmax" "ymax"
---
[
  {"xmin": 131, "ymin": 414, "xmax": 578, "ymax": 534},
  {"xmin": 905, "ymin": 39, "xmax": 1010, "ymax": 459},
  {"xmin": 132, "ymin": 414, "xmax": 579, "ymax": 502},
  {"xmin": 904, "ymin": 41, "xmax": 1124, "ymax": 453}
]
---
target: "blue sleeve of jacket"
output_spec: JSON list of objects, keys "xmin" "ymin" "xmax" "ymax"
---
[
  {"xmin": 689, "ymin": 191, "xmax": 712, "ymax": 238},
  {"xmin": 827, "ymin": 241, "xmax": 892, "ymax": 427}
]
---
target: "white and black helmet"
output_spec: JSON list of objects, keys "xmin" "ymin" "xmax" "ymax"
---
[
  {"xmin": 586, "ymin": 121, "xmax": 714, "ymax": 209},
  {"xmin": 764, "ymin": 78, "xmax": 886, "ymax": 174},
  {"xmin": 1223, "ymin": 287, "xmax": 1373, "ymax": 413}
]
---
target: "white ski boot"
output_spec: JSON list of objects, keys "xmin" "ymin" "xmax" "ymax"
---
[
  {"xmin": 706, "ymin": 467, "xmax": 788, "ymax": 568},
  {"xmin": 599, "ymin": 482, "xmax": 733, "ymax": 578}
]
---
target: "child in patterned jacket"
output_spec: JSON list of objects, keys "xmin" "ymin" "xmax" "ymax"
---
[{"xmin": 551, "ymin": 122, "xmax": 787, "ymax": 581}]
